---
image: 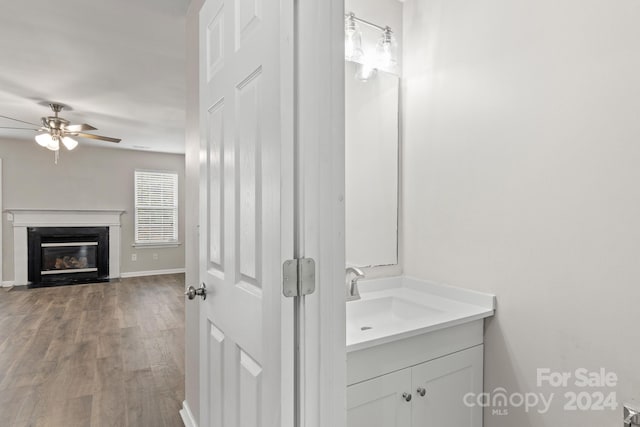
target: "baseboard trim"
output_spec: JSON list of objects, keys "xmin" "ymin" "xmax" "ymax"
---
[
  {"xmin": 180, "ymin": 400, "xmax": 197, "ymax": 427},
  {"xmin": 1, "ymin": 269, "xmax": 186, "ymax": 285},
  {"xmin": 120, "ymin": 268, "xmax": 185, "ymax": 278}
]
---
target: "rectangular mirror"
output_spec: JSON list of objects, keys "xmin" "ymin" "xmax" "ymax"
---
[{"xmin": 345, "ymin": 60, "xmax": 399, "ymax": 268}]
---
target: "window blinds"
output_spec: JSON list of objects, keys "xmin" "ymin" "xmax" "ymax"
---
[{"xmin": 135, "ymin": 170, "xmax": 178, "ymax": 243}]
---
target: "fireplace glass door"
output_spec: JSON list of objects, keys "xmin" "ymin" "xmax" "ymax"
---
[{"xmin": 41, "ymin": 242, "xmax": 98, "ymax": 275}]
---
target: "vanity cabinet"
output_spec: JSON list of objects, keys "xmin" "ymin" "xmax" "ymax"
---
[
  {"xmin": 348, "ymin": 345, "xmax": 483, "ymax": 427},
  {"xmin": 347, "ymin": 320, "xmax": 485, "ymax": 427},
  {"xmin": 411, "ymin": 345, "xmax": 483, "ymax": 427},
  {"xmin": 347, "ymin": 369, "xmax": 412, "ymax": 427}
]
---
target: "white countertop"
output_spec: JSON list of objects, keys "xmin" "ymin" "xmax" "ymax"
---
[{"xmin": 346, "ymin": 276, "xmax": 496, "ymax": 352}]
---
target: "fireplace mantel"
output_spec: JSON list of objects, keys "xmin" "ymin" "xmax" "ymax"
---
[{"xmin": 7, "ymin": 209, "xmax": 125, "ymax": 286}]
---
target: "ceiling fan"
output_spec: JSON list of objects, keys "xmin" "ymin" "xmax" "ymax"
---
[{"xmin": 0, "ymin": 103, "xmax": 121, "ymax": 154}]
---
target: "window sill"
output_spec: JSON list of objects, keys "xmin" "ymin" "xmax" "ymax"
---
[{"xmin": 132, "ymin": 242, "xmax": 182, "ymax": 249}]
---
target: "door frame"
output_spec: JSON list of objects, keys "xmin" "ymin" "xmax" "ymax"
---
[
  {"xmin": 183, "ymin": 1, "xmax": 204, "ymax": 425},
  {"xmin": 294, "ymin": 1, "xmax": 346, "ymax": 426},
  {"xmin": 182, "ymin": 0, "xmax": 346, "ymax": 426}
]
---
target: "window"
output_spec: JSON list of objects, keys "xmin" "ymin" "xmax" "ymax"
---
[{"xmin": 134, "ymin": 170, "xmax": 178, "ymax": 245}]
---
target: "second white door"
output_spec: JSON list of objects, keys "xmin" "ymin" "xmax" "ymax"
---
[{"xmin": 198, "ymin": 0, "xmax": 294, "ymax": 425}]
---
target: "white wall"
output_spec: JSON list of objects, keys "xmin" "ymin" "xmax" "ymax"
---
[
  {"xmin": 403, "ymin": 0, "xmax": 640, "ymax": 425},
  {"xmin": 0, "ymin": 139, "xmax": 185, "ymax": 281}
]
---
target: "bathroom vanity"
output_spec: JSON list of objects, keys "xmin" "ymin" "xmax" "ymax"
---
[{"xmin": 346, "ymin": 277, "xmax": 495, "ymax": 427}]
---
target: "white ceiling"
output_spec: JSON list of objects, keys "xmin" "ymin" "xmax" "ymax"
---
[{"xmin": 0, "ymin": 0, "xmax": 189, "ymax": 154}]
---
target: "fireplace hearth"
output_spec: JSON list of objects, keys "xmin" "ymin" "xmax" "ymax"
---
[{"xmin": 28, "ymin": 227, "xmax": 109, "ymax": 288}]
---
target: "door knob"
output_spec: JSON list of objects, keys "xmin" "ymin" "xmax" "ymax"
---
[
  {"xmin": 417, "ymin": 387, "xmax": 426, "ymax": 397},
  {"xmin": 185, "ymin": 283, "xmax": 207, "ymax": 300},
  {"xmin": 402, "ymin": 392, "xmax": 412, "ymax": 402}
]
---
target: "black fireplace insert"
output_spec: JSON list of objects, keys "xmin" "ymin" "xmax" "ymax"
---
[{"xmin": 27, "ymin": 226, "xmax": 109, "ymax": 288}]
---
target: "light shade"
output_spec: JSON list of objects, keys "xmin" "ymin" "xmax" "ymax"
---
[
  {"xmin": 35, "ymin": 133, "xmax": 53, "ymax": 147},
  {"xmin": 62, "ymin": 136, "xmax": 78, "ymax": 150},
  {"xmin": 345, "ymin": 14, "xmax": 363, "ymax": 62},
  {"xmin": 45, "ymin": 138, "xmax": 60, "ymax": 151},
  {"xmin": 35, "ymin": 133, "xmax": 78, "ymax": 151},
  {"xmin": 375, "ymin": 28, "xmax": 397, "ymax": 70}
]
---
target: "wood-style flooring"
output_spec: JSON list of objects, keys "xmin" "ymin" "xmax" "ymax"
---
[{"xmin": 0, "ymin": 274, "xmax": 185, "ymax": 427}]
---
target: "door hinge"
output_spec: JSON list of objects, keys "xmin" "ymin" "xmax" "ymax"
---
[{"xmin": 282, "ymin": 258, "xmax": 316, "ymax": 297}]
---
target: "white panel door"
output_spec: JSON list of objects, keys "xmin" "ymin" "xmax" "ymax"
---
[
  {"xmin": 411, "ymin": 346, "xmax": 484, "ymax": 427},
  {"xmin": 347, "ymin": 368, "xmax": 412, "ymax": 427},
  {"xmin": 198, "ymin": 0, "xmax": 292, "ymax": 425}
]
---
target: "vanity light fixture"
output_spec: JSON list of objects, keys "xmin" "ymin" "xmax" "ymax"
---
[{"xmin": 344, "ymin": 12, "xmax": 397, "ymax": 80}]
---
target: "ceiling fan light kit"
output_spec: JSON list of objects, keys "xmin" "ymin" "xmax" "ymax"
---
[{"xmin": 0, "ymin": 103, "xmax": 121, "ymax": 163}]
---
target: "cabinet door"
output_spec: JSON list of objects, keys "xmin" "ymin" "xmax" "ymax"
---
[
  {"xmin": 411, "ymin": 345, "xmax": 483, "ymax": 427},
  {"xmin": 347, "ymin": 368, "xmax": 412, "ymax": 427}
]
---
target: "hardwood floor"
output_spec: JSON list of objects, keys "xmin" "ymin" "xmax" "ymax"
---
[{"xmin": 0, "ymin": 274, "xmax": 185, "ymax": 427}]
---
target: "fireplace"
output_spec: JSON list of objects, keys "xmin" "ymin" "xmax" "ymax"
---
[
  {"xmin": 8, "ymin": 209, "xmax": 124, "ymax": 286},
  {"xmin": 27, "ymin": 227, "xmax": 109, "ymax": 287}
]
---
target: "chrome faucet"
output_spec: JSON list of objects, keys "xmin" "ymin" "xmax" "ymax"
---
[{"xmin": 345, "ymin": 267, "xmax": 365, "ymax": 301}]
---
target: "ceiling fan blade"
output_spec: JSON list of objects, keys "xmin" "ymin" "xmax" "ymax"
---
[
  {"xmin": 66, "ymin": 123, "xmax": 97, "ymax": 132},
  {"xmin": 75, "ymin": 132, "xmax": 121, "ymax": 143},
  {"xmin": 0, "ymin": 114, "xmax": 40, "ymax": 127},
  {"xmin": 0, "ymin": 126, "xmax": 39, "ymax": 131}
]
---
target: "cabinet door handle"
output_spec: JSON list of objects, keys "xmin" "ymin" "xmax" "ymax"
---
[
  {"xmin": 402, "ymin": 392, "xmax": 412, "ymax": 402},
  {"xmin": 417, "ymin": 387, "xmax": 426, "ymax": 397}
]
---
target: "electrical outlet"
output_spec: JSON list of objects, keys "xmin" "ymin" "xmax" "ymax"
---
[
  {"xmin": 153, "ymin": 253, "xmax": 158, "ymax": 260},
  {"xmin": 131, "ymin": 254, "xmax": 137, "ymax": 261}
]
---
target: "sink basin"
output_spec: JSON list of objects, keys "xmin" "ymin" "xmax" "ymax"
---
[
  {"xmin": 345, "ymin": 276, "xmax": 496, "ymax": 352},
  {"xmin": 347, "ymin": 296, "xmax": 443, "ymax": 332}
]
